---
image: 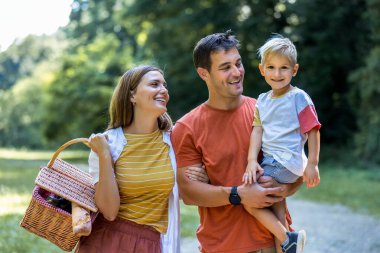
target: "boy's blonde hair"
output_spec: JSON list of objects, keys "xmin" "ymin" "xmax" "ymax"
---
[{"xmin": 258, "ymin": 34, "xmax": 297, "ymax": 66}]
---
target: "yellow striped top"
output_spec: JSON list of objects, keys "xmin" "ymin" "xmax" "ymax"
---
[{"xmin": 115, "ymin": 129, "xmax": 174, "ymax": 233}]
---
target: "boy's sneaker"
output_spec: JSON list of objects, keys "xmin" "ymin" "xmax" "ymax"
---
[{"xmin": 281, "ymin": 230, "xmax": 306, "ymax": 253}]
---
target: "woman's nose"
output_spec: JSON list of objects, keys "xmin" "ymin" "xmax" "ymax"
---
[{"xmin": 159, "ymin": 84, "xmax": 168, "ymax": 93}]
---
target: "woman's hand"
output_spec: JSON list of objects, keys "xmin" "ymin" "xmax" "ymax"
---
[
  {"xmin": 185, "ymin": 165, "xmax": 209, "ymax": 183},
  {"xmin": 88, "ymin": 133, "xmax": 109, "ymax": 155}
]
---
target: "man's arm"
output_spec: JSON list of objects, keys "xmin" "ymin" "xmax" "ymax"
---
[{"xmin": 178, "ymin": 164, "xmax": 285, "ymax": 208}]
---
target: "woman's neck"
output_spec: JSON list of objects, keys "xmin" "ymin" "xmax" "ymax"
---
[{"xmin": 124, "ymin": 114, "xmax": 159, "ymax": 134}]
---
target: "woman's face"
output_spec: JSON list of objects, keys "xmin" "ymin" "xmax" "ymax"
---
[{"xmin": 131, "ymin": 70, "xmax": 169, "ymax": 117}]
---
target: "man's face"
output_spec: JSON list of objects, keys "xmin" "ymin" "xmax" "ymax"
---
[{"xmin": 205, "ymin": 47, "xmax": 245, "ymax": 99}]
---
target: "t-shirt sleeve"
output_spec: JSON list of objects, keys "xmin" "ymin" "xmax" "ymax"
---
[
  {"xmin": 88, "ymin": 150, "xmax": 100, "ymax": 184},
  {"xmin": 171, "ymin": 122, "xmax": 203, "ymax": 168},
  {"xmin": 296, "ymin": 91, "xmax": 322, "ymax": 134},
  {"xmin": 253, "ymin": 107, "xmax": 262, "ymax": 127}
]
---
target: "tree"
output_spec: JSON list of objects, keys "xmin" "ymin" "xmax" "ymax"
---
[
  {"xmin": 0, "ymin": 33, "xmax": 65, "ymax": 90},
  {"xmin": 349, "ymin": 0, "xmax": 380, "ymax": 163},
  {"xmin": 43, "ymin": 34, "xmax": 134, "ymax": 143}
]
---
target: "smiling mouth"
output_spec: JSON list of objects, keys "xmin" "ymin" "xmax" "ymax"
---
[
  {"xmin": 228, "ymin": 80, "xmax": 240, "ymax": 85},
  {"xmin": 155, "ymin": 98, "xmax": 167, "ymax": 104}
]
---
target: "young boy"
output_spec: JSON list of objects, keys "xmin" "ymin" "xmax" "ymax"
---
[{"xmin": 242, "ymin": 34, "xmax": 321, "ymax": 253}]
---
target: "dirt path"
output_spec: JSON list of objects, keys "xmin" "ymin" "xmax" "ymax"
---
[{"xmin": 180, "ymin": 198, "xmax": 380, "ymax": 253}]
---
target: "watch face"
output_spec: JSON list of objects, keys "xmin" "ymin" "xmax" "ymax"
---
[{"xmin": 229, "ymin": 194, "xmax": 241, "ymax": 205}]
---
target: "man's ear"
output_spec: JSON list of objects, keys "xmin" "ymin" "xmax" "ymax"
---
[{"xmin": 196, "ymin": 67, "xmax": 209, "ymax": 81}]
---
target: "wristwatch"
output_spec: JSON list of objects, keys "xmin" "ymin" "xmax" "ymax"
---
[{"xmin": 229, "ymin": 186, "xmax": 241, "ymax": 205}]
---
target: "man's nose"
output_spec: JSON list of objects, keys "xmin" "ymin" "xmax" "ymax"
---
[{"xmin": 231, "ymin": 65, "xmax": 241, "ymax": 76}]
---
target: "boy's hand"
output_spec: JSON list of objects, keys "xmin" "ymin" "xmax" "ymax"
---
[
  {"xmin": 242, "ymin": 161, "xmax": 264, "ymax": 184},
  {"xmin": 303, "ymin": 164, "xmax": 320, "ymax": 188}
]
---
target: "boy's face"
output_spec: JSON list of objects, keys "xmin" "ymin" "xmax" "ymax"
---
[
  {"xmin": 258, "ymin": 53, "xmax": 299, "ymax": 96},
  {"xmin": 197, "ymin": 47, "xmax": 245, "ymax": 99}
]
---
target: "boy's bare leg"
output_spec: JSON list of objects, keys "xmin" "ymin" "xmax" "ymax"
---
[
  {"xmin": 271, "ymin": 199, "xmax": 287, "ymax": 253},
  {"xmin": 244, "ymin": 205, "xmax": 287, "ymax": 251}
]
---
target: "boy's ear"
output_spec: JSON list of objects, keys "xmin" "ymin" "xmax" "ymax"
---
[
  {"xmin": 258, "ymin": 64, "xmax": 265, "ymax": 76},
  {"xmin": 293, "ymin": 64, "xmax": 299, "ymax": 76},
  {"xmin": 196, "ymin": 67, "xmax": 209, "ymax": 81}
]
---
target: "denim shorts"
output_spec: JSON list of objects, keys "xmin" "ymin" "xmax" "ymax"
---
[{"xmin": 261, "ymin": 156, "xmax": 299, "ymax": 184}]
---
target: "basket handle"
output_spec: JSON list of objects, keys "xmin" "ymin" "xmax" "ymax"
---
[{"xmin": 47, "ymin": 138, "xmax": 90, "ymax": 168}]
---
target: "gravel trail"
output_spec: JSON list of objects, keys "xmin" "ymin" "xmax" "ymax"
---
[{"xmin": 180, "ymin": 198, "xmax": 380, "ymax": 253}]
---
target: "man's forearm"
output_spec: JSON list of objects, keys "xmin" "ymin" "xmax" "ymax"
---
[
  {"xmin": 178, "ymin": 168, "xmax": 231, "ymax": 207},
  {"xmin": 178, "ymin": 166, "xmax": 285, "ymax": 208}
]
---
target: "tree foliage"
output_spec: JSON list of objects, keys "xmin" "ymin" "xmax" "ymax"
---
[
  {"xmin": 349, "ymin": 0, "xmax": 380, "ymax": 163},
  {"xmin": 0, "ymin": 0, "xmax": 379, "ymax": 164}
]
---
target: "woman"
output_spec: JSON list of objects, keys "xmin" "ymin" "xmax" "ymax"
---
[{"xmin": 76, "ymin": 65, "xmax": 207, "ymax": 253}]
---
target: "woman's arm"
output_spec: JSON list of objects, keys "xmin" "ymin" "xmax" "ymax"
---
[{"xmin": 89, "ymin": 134, "xmax": 120, "ymax": 221}]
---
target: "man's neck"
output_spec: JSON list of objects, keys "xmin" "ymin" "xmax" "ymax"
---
[{"xmin": 206, "ymin": 95, "xmax": 244, "ymax": 110}]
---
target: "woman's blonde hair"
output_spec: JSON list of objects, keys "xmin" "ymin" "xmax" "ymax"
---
[{"xmin": 107, "ymin": 65, "xmax": 173, "ymax": 131}]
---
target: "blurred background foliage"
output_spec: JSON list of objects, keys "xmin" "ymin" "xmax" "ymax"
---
[{"xmin": 0, "ymin": 0, "xmax": 379, "ymax": 164}]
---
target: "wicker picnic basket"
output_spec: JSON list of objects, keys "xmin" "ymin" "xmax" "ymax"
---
[{"xmin": 20, "ymin": 138, "xmax": 98, "ymax": 252}]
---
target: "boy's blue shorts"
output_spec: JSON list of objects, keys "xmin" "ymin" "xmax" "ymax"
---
[{"xmin": 261, "ymin": 156, "xmax": 299, "ymax": 184}]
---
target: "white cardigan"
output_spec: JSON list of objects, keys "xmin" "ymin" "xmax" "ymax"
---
[{"xmin": 88, "ymin": 127, "xmax": 180, "ymax": 253}]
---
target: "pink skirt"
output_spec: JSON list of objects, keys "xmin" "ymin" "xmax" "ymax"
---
[{"xmin": 75, "ymin": 214, "xmax": 161, "ymax": 253}]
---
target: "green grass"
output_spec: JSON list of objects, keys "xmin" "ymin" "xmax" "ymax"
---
[
  {"xmin": 1, "ymin": 148, "xmax": 379, "ymax": 252},
  {"xmin": 0, "ymin": 150, "xmax": 89, "ymax": 253},
  {"xmin": 294, "ymin": 163, "xmax": 380, "ymax": 217}
]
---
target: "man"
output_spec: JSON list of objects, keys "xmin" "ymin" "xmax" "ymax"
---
[{"xmin": 171, "ymin": 30, "xmax": 302, "ymax": 253}]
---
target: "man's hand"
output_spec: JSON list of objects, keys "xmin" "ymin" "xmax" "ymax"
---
[
  {"xmin": 258, "ymin": 175, "xmax": 303, "ymax": 198},
  {"xmin": 237, "ymin": 183, "xmax": 284, "ymax": 208}
]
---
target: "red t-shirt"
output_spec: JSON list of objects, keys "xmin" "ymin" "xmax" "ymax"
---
[{"xmin": 172, "ymin": 96, "xmax": 281, "ymax": 253}]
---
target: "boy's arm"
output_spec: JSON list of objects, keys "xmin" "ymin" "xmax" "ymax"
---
[
  {"xmin": 304, "ymin": 128, "xmax": 321, "ymax": 188},
  {"xmin": 244, "ymin": 126, "xmax": 264, "ymax": 183},
  {"xmin": 247, "ymin": 126, "xmax": 263, "ymax": 162}
]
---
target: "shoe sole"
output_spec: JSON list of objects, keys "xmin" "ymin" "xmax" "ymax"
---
[{"xmin": 296, "ymin": 230, "xmax": 307, "ymax": 253}]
